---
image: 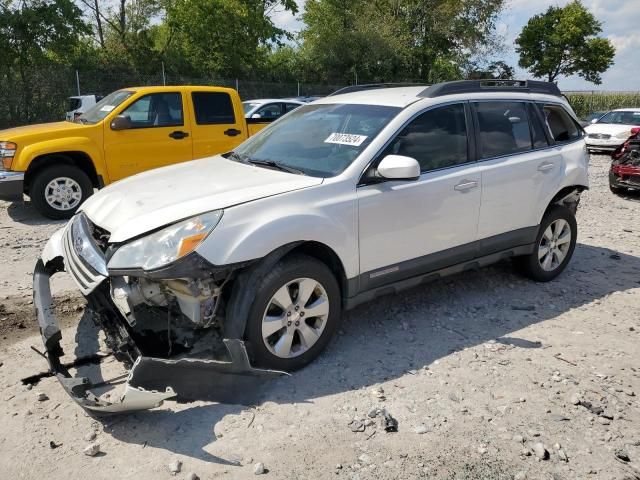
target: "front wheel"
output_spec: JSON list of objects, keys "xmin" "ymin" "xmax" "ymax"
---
[
  {"xmin": 516, "ymin": 205, "xmax": 577, "ymax": 282},
  {"xmin": 244, "ymin": 254, "xmax": 342, "ymax": 371},
  {"xmin": 29, "ymin": 164, "xmax": 93, "ymax": 219}
]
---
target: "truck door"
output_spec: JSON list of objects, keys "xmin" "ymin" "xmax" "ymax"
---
[
  {"xmin": 103, "ymin": 91, "xmax": 193, "ymax": 181},
  {"xmin": 189, "ymin": 90, "xmax": 247, "ymax": 159}
]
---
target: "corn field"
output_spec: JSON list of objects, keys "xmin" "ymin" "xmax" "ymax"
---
[{"xmin": 565, "ymin": 91, "xmax": 640, "ymax": 118}]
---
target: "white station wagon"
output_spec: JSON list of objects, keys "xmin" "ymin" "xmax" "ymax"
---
[{"xmin": 34, "ymin": 80, "xmax": 589, "ymax": 412}]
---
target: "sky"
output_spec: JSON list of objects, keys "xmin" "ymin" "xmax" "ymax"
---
[{"xmin": 271, "ymin": 0, "xmax": 640, "ymax": 91}]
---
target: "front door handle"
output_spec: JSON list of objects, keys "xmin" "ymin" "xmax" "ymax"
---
[
  {"xmin": 538, "ymin": 162, "xmax": 554, "ymax": 172},
  {"xmin": 224, "ymin": 128, "xmax": 242, "ymax": 137},
  {"xmin": 169, "ymin": 131, "xmax": 189, "ymax": 140},
  {"xmin": 454, "ymin": 180, "xmax": 478, "ymax": 192}
]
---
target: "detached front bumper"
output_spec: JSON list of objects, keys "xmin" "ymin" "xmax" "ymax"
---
[
  {"xmin": 34, "ymin": 228, "xmax": 286, "ymax": 413},
  {"xmin": 0, "ymin": 171, "xmax": 24, "ymax": 200}
]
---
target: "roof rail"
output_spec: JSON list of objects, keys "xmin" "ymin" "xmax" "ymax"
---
[
  {"xmin": 329, "ymin": 83, "xmax": 428, "ymax": 96},
  {"xmin": 419, "ymin": 80, "xmax": 562, "ymax": 98}
]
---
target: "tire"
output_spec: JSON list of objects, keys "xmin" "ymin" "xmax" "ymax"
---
[
  {"xmin": 610, "ymin": 184, "xmax": 625, "ymax": 195},
  {"xmin": 243, "ymin": 254, "xmax": 341, "ymax": 371},
  {"xmin": 516, "ymin": 205, "xmax": 577, "ymax": 282},
  {"xmin": 30, "ymin": 164, "xmax": 93, "ymax": 219}
]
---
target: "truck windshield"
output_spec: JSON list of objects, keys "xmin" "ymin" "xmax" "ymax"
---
[
  {"xmin": 79, "ymin": 90, "xmax": 134, "ymax": 124},
  {"xmin": 232, "ymin": 103, "xmax": 401, "ymax": 177}
]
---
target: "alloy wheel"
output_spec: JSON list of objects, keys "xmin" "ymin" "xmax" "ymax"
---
[
  {"xmin": 538, "ymin": 218, "xmax": 572, "ymax": 271},
  {"xmin": 261, "ymin": 277, "xmax": 330, "ymax": 359},
  {"xmin": 44, "ymin": 177, "xmax": 83, "ymax": 211}
]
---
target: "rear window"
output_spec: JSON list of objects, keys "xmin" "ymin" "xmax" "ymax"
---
[{"xmin": 193, "ymin": 92, "xmax": 236, "ymax": 125}]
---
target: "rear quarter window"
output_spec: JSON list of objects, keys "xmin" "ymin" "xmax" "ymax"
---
[{"xmin": 540, "ymin": 104, "xmax": 582, "ymax": 143}]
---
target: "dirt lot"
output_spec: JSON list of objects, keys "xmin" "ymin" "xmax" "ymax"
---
[{"xmin": 0, "ymin": 154, "xmax": 639, "ymax": 480}]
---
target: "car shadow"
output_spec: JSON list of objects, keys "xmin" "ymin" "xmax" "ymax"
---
[
  {"xmin": 7, "ymin": 200, "xmax": 67, "ymax": 226},
  {"xmin": 78, "ymin": 242, "xmax": 640, "ymax": 464},
  {"xmin": 612, "ymin": 188, "xmax": 640, "ymax": 203}
]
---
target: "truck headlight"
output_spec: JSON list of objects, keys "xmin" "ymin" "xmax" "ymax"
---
[
  {"xmin": 0, "ymin": 142, "xmax": 16, "ymax": 170},
  {"xmin": 107, "ymin": 210, "xmax": 223, "ymax": 271}
]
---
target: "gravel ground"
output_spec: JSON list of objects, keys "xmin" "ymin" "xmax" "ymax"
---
[{"xmin": 0, "ymin": 154, "xmax": 639, "ymax": 480}]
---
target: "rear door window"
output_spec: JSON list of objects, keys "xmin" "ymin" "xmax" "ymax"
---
[
  {"xmin": 192, "ymin": 92, "xmax": 236, "ymax": 125},
  {"xmin": 541, "ymin": 104, "xmax": 582, "ymax": 143},
  {"xmin": 256, "ymin": 103, "xmax": 283, "ymax": 119},
  {"xmin": 475, "ymin": 102, "xmax": 532, "ymax": 159}
]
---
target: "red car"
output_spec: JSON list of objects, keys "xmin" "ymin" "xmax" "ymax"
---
[{"xmin": 610, "ymin": 127, "xmax": 640, "ymax": 194}]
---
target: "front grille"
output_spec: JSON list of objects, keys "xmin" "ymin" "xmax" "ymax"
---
[
  {"xmin": 588, "ymin": 133, "xmax": 611, "ymax": 139},
  {"xmin": 62, "ymin": 216, "xmax": 107, "ymax": 295}
]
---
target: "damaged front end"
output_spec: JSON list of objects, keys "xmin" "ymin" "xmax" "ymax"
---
[
  {"xmin": 611, "ymin": 134, "xmax": 640, "ymax": 190},
  {"xmin": 33, "ymin": 213, "xmax": 285, "ymax": 413}
]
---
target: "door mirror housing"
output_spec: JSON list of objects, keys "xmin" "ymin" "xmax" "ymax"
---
[
  {"xmin": 590, "ymin": 118, "xmax": 598, "ymax": 124},
  {"xmin": 377, "ymin": 155, "xmax": 420, "ymax": 181},
  {"xmin": 251, "ymin": 113, "xmax": 262, "ymax": 119},
  {"xmin": 110, "ymin": 115, "xmax": 132, "ymax": 131}
]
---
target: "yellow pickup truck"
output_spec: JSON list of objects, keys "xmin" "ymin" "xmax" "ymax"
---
[{"xmin": 0, "ymin": 86, "xmax": 270, "ymax": 218}]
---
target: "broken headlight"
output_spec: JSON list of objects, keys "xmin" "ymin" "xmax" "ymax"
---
[{"xmin": 107, "ymin": 210, "xmax": 223, "ymax": 271}]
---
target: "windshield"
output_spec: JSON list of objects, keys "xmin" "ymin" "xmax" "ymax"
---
[
  {"xmin": 597, "ymin": 110, "xmax": 640, "ymax": 125},
  {"xmin": 232, "ymin": 103, "xmax": 401, "ymax": 177},
  {"xmin": 79, "ymin": 90, "xmax": 134, "ymax": 124},
  {"xmin": 243, "ymin": 102, "xmax": 261, "ymax": 114}
]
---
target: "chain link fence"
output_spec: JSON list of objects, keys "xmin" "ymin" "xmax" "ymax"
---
[
  {"xmin": 2, "ymin": 66, "xmax": 639, "ymax": 129},
  {"xmin": 0, "ymin": 66, "xmax": 343, "ymax": 129}
]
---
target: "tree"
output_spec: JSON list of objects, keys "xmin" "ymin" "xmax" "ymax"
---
[
  {"xmin": 515, "ymin": 0, "xmax": 615, "ymax": 84},
  {"xmin": 467, "ymin": 60, "xmax": 514, "ymax": 80},
  {"xmin": 299, "ymin": 0, "xmax": 506, "ymax": 84}
]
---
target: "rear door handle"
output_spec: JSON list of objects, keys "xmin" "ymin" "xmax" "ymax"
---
[
  {"xmin": 169, "ymin": 131, "xmax": 189, "ymax": 140},
  {"xmin": 454, "ymin": 180, "xmax": 478, "ymax": 192},
  {"xmin": 224, "ymin": 128, "xmax": 242, "ymax": 137},
  {"xmin": 538, "ymin": 162, "xmax": 554, "ymax": 172}
]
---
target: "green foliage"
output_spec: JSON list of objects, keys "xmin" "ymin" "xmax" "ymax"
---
[
  {"xmin": 566, "ymin": 92, "xmax": 640, "ymax": 119},
  {"xmin": 299, "ymin": 0, "xmax": 505, "ymax": 84},
  {"xmin": 516, "ymin": 0, "xmax": 615, "ymax": 84}
]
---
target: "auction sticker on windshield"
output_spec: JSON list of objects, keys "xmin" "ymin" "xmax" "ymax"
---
[{"xmin": 325, "ymin": 133, "xmax": 368, "ymax": 146}]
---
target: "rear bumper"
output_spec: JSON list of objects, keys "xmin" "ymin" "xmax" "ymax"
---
[
  {"xmin": 0, "ymin": 171, "xmax": 24, "ymax": 200},
  {"xmin": 610, "ymin": 165, "xmax": 640, "ymax": 189}
]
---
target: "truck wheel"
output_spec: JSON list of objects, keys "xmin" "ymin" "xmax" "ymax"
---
[
  {"xmin": 30, "ymin": 165, "xmax": 93, "ymax": 219},
  {"xmin": 516, "ymin": 205, "xmax": 577, "ymax": 282},
  {"xmin": 244, "ymin": 254, "xmax": 341, "ymax": 372}
]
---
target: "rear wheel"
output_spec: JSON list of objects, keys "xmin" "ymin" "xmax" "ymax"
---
[
  {"xmin": 30, "ymin": 165, "xmax": 93, "ymax": 219},
  {"xmin": 244, "ymin": 254, "xmax": 341, "ymax": 371},
  {"xmin": 516, "ymin": 205, "xmax": 577, "ymax": 282}
]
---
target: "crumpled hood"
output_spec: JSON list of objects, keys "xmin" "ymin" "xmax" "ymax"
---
[{"xmin": 81, "ymin": 155, "xmax": 323, "ymax": 242}]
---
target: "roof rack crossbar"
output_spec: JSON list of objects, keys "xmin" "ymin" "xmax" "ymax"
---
[
  {"xmin": 329, "ymin": 83, "xmax": 428, "ymax": 96},
  {"xmin": 418, "ymin": 80, "xmax": 562, "ymax": 98}
]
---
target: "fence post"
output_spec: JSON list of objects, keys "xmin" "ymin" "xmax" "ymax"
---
[
  {"xmin": 236, "ymin": 78, "xmax": 239, "ymax": 92},
  {"xmin": 297, "ymin": 82, "xmax": 300, "ymax": 97},
  {"xmin": 162, "ymin": 62, "xmax": 166, "ymax": 86},
  {"xmin": 75, "ymin": 70, "xmax": 81, "ymax": 96}
]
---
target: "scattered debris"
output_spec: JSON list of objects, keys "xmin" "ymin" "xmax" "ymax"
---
[
  {"xmin": 253, "ymin": 462, "xmax": 266, "ymax": 475},
  {"xmin": 531, "ymin": 443, "xmax": 549, "ymax": 460},
  {"xmin": 558, "ymin": 449, "xmax": 569, "ymax": 462},
  {"xmin": 35, "ymin": 392, "xmax": 48, "ymax": 402},
  {"xmin": 379, "ymin": 409, "xmax": 398, "ymax": 432},
  {"xmin": 348, "ymin": 419, "xmax": 365, "ymax": 433},
  {"xmin": 168, "ymin": 459, "xmax": 182, "ymax": 475},
  {"xmin": 49, "ymin": 441, "xmax": 61, "ymax": 449},
  {"xmin": 83, "ymin": 443, "xmax": 100, "ymax": 457},
  {"xmin": 413, "ymin": 424, "xmax": 430, "ymax": 435},
  {"xmin": 615, "ymin": 449, "xmax": 630, "ymax": 462},
  {"xmin": 370, "ymin": 387, "xmax": 386, "ymax": 401},
  {"xmin": 186, "ymin": 473, "xmax": 199, "ymax": 480},
  {"xmin": 84, "ymin": 431, "xmax": 97, "ymax": 442}
]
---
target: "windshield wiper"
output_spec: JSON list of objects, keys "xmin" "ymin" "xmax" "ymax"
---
[
  {"xmin": 225, "ymin": 151, "xmax": 249, "ymax": 163},
  {"xmin": 247, "ymin": 159, "xmax": 306, "ymax": 175}
]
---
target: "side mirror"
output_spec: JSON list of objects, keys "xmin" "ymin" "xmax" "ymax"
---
[
  {"xmin": 377, "ymin": 155, "xmax": 420, "ymax": 181},
  {"xmin": 251, "ymin": 113, "xmax": 262, "ymax": 119},
  {"xmin": 110, "ymin": 115, "xmax": 132, "ymax": 131},
  {"xmin": 591, "ymin": 118, "xmax": 598, "ymax": 124}
]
